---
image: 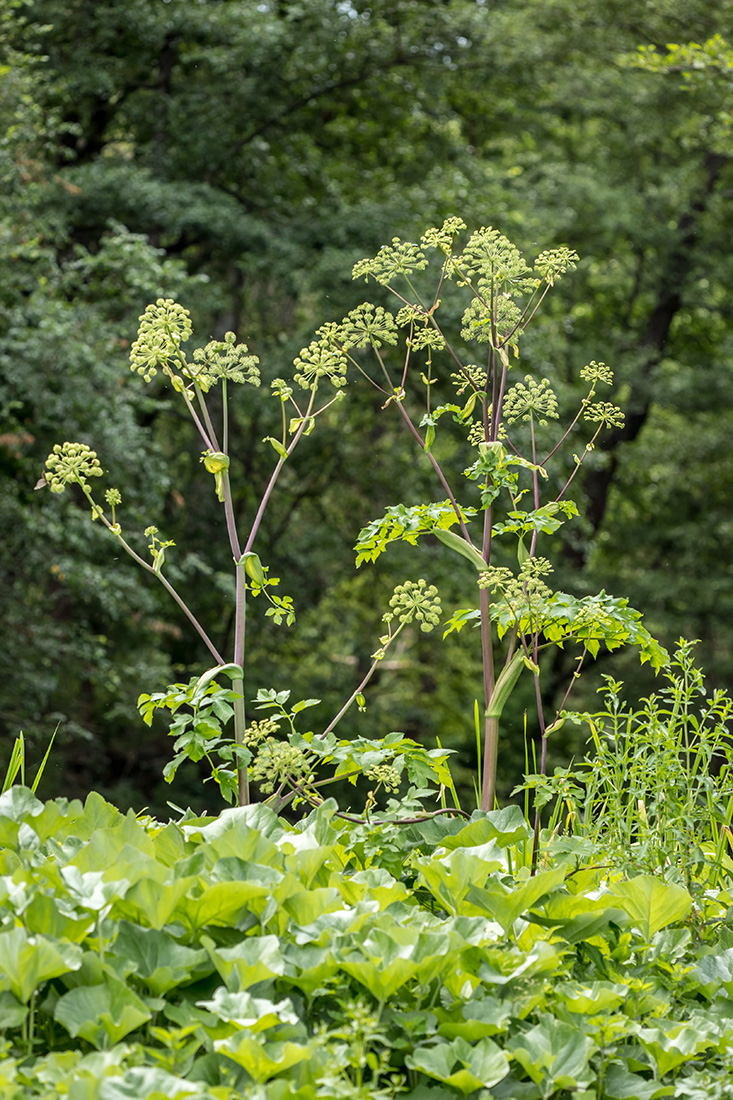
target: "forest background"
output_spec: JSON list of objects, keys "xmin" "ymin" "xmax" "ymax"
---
[{"xmin": 2, "ymin": 0, "xmax": 733, "ymax": 814}]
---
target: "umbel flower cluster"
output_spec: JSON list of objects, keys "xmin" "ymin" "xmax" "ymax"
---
[
  {"xmin": 129, "ymin": 299, "xmax": 260, "ymax": 391},
  {"xmin": 44, "ymin": 442, "xmax": 103, "ymax": 493}
]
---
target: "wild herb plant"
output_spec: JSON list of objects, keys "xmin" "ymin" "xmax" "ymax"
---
[
  {"xmin": 41, "ymin": 303, "xmax": 454, "ymax": 816},
  {"xmin": 43, "ymin": 220, "xmax": 667, "ymax": 835},
  {"xmin": 526, "ymin": 640, "xmax": 733, "ymax": 889},
  {"xmin": 345, "ymin": 219, "xmax": 667, "ymax": 827}
]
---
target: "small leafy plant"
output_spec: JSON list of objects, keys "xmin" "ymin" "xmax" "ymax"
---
[{"xmin": 524, "ymin": 639, "xmax": 733, "ymax": 889}]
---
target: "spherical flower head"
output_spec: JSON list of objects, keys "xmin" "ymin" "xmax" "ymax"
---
[
  {"xmin": 191, "ymin": 332, "xmax": 260, "ymax": 391},
  {"xmin": 584, "ymin": 402, "xmax": 625, "ymax": 429},
  {"xmin": 105, "ymin": 488, "xmax": 122, "ymax": 507},
  {"xmin": 503, "ymin": 375, "xmax": 559, "ymax": 426},
  {"xmin": 352, "ymin": 237, "xmax": 428, "ymax": 286},
  {"xmin": 365, "ymin": 763, "xmax": 402, "ymax": 792},
  {"xmin": 534, "ymin": 246, "xmax": 579, "ymax": 286},
  {"xmin": 293, "ymin": 336, "xmax": 348, "ymax": 391},
  {"xmin": 45, "ymin": 442, "xmax": 103, "ymax": 493},
  {"xmin": 420, "ymin": 216, "xmax": 467, "ymax": 255},
  {"xmin": 244, "ymin": 718, "xmax": 281, "ymax": 748},
  {"xmin": 388, "ymin": 578, "xmax": 442, "ymax": 632},
  {"xmin": 580, "ymin": 360, "xmax": 614, "ymax": 386},
  {"xmin": 457, "ymin": 227, "xmax": 536, "ymax": 294},
  {"xmin": 129, "ymin": 298, "xmax": 192, "ymax": 383},
  {"xmin": 250, "ymin": 739, "xmax": 312, "ymax": 794},
  {"xmin": 339, "ymin": 303, "xmax": 398, "ymax": 350},
  {"xmin": 461, "ymin": 295, "xmax": 523, "ymax": 345}
]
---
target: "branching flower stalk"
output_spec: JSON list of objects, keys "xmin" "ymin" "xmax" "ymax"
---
[
  {"xmin": 44, "ymin": 303, "xmax": 342, "ymax": 808},
  {"xmin": 350, "ymin": 219, "xmax": 665, "ymax": 843},
  {"xmin": 43, "ymin": 227, "xmax": 666, "ymax": 834}
]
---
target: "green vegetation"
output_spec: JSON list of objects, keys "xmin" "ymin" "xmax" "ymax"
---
[
  {"xmin": 5, "ymin": 1, "xmax": 733, "ymax": 1093},
  {"xmin": 3, "ymin": 0, "xmax": 733, "ymax": 806},
  {"xmin": 0, "ymin": 778, "xmax": 733, "ymax": 1098}
]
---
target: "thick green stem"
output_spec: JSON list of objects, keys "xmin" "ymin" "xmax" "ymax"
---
[
  {"xmin": 479, "ymin": 503, "xmax": 497, "ymax": 811},
  {"xmin": 233, "ymin": 563, "xmax": 248, "ymax": 806}
]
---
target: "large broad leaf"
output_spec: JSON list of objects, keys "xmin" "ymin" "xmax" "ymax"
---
[
  {"xmin": 197, "ymin": 988, "xmax": 298, "ymax": 1033},
  {"xmin": 0, "ymin": 991, "xmax": 27, "ymax": 1029},
  {"xmin": 607, "ymin": 876, "xmax": 692, "ymax": 940},
  {"xmin": 465, "ymin": 866, "xmax": 566, "ymax": 931},
  {"xmin": 183, "ymin": 804, "xmax": 285, "ymax": 846},
  {"xmin": 174, "ymin": 867, "xmax": 282, "ymax": 933},
  {"xmin": 554, "ymin": 981, "xmax": 628, "ymax": 1015},
  {"xmin": 509, "ymin": 1019, "xmax": 596, "ymax": 1093},
  {"xmin": 339, "ymin": 925, "xmax": 457, "ymax": 1001},
  {"xmin": 529, "ymin": 892, "xmax": 629, "ymax": 944},
  {"xmin": 336, "ymin": 867, "xmax": 410, "ymax": 910},
  {"xmin": 689, "ymin": 947, "xmax": 733, "ymax": 999},
  {"xmin": 0, "ymin": 787, "xmax": 44, "ymax": 849},
  {"xmin": 279, "ymin": 942, "xmax": 339, "ymax": 996},
  {"xmin": 59, "ymin": 866, "xmax": 130, "ymax": 913},
  {"xmin": 603, "ymin": 1064, "xmax": 674, "ymax": 1100},
  {"xmin": 64, "ymin": 791, "xmax": 125, "ymax": 840},
  {"xmin": 68, "ymin": 814, "xmax": 156, "ymax": 875},
  {"xmin": 23, "ymin": 892, "xmax": 95, "ymax": 943},
  {"xmin": 636, "ymin": 1019, "xmax": 719, "ymax": 1076},
  {"xmin": 282, "ymin": 887, "xmax": 343, "ymax": 926},
  {"xmin": 110, "ymin": 922, "xmax": 209, "ymax": 995},
  {"xmin": 414, "ymin": 843, "xmax": 507, "ymax": 915},
  {"xmin": 98, "ymin": 1066, "xmax": 202, "ymax": 1100},
  {"xmin": 406, "ymin": 1036, "xmax": 510, "ymax": 1095},
  {"xmin": 54, "ymin": 974, "xmax": 151, "ymax": 1048},
  {"xmin": 435, "ymin": 994, "xmax": 513, "ymax": 1041},
  {"xmin": 213, "ymin": 1035, "xmax": 311, "ymax": 1082},
  {"xmin": 0, "ymin": 928, "xmax": 82, "ymax": 1002},
  {"xmin": 202, "ymin": 934, "xmax": 286, "ymax": 991},
  {"xmin": 438, "ymin": 806, "xmax": 532, "ymax": 850},
  {"xmin": 112, "ymin": 873, "xmax": 194, "ymax": 930}
]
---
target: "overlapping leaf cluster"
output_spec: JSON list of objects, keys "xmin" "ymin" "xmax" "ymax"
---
[{"xmin": 1, "ymin": 788, "xmax": 733, "ymax": 1097}]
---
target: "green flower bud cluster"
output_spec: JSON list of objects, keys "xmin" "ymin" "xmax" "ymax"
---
[
  {"xmin": 574, "ymin": 603, "xmax": 618, "ymax": 636},
  {"xmin": 457, "ymin": 227, "xmax": 536, "ymax": 296},
  {"xmin": 293, "ymin": 333, "xmax": 348, "ymax": 391},
  {"xmin": 451, "ymin": 364, "xmax": 487, "ymax": 395},
  {"xmin": 580, "ymin": 361, "xmax": 614, "ymax": 386},
  {"xmin": 467, "ymin": 421, "xmax": 487, "ymax": 447},
  {"xmin": 384, "ymin": 578, "xmax": 442, "ymax": 633},
  {"xmin": 420, "ymin": 216, "xmax": 467, "ymax": 255},
  {"xmin": 250, "ymin": 740, "xmax": 313, "ymax": 795},
  {"xmin": 191, "ymin": 332, "xmax": 260, "ymax": 391},
  {"xmin": 479, "ymin": 557, "xmax": 554, "ymax": 608},
  {"xmin": 460, "ymin": 295, "xmax": 522, "ymax": 345},
  {"xmin": 503, "ymin": 375, "xmax": 559, "ymax": 426},
  {"xmin": 44, "ymin": 442, "xmax": 103, "ymax": 493},
  {"xmin": 271, "ymin": 378, "xmax": 293, "ymax": 403},
  {"xmin": 244, "ymin": 717, "xmax": 281, "ymax": 748},
  {"xmin": 365, "ymin": 763, "xmax": 402, "ymax": 792},
  {"xmin": 534, "ymin": 246, "xmax": 579, "ymax": 286},
  {"xmin": 339, "ymin": 303, "xmax": 398, "ymax": 350},
  {"xmin": 584, "ymin": 402, "xmax": 625, "ymax": 429},
  {"xmin": 352, "ymin": 237, "xmax": 428, "ymax": 286},
  {"xmin": 406, "ymin": 327, "xmax": 445, "ymax": 352},
  {"xmin": 129, "ymin": 299, "xmax": 192, "ymax": 383}
]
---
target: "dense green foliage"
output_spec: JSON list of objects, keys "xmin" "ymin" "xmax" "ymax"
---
[
  {"xmin": 2, "ymin": 785, "xmax": 733, "ymax": 1098},
  {"xmin": 3, "ymin": 0, "xmax": 733, "ymax": 810}
]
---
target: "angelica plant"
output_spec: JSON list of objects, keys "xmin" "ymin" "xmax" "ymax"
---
[
  {"xmin": 344, "ymin": 219, "xmax": 667, "ymax": 855},
  {"xmin": 42, "ymin": 303, "xmax": 456, "ymax": 819},
  {"xmin": 43, "ymin": 300, "xmax": 346, "ymax": 807}
]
